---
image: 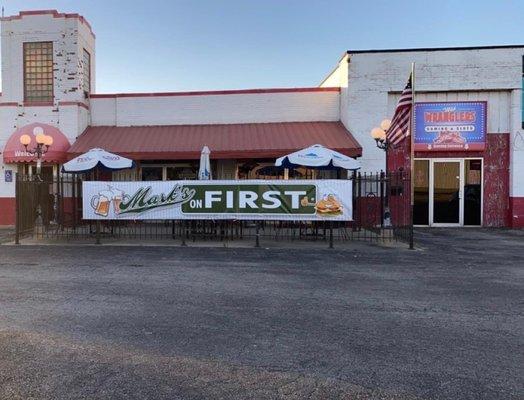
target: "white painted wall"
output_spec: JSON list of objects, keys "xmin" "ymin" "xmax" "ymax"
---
[
  {"xmin": 0, "ymin": 12, "xmax": 95, "ymax": 104},
  {"xmin": 322, "ymin": 47, "xmax": 524, "ymax": 197},
  {"xmin": 320, "ymin": 54, "xmax": 350, "ymax": 136},
  {"xmin": 90, "ymin": 90, "xmax": 340, "ymax": 126},
  {"xmin": 510, "ymin": 90, "xmax": 524, "ymax": 197},
  {"xmin": 0, "ymin": 11, "xmax": 95, "ymax": 198}
]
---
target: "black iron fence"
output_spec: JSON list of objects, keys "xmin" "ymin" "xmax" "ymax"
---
[{"xmin": 15, "ymin": 172, "xmax": 412, "ymax": 247}]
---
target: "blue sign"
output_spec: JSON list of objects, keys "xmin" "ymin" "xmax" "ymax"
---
[
  {"xmin": 4, "ymin": 170, "xmax": 13, "ymax": 183},
  {"xmin": 414, "ymin": 102, "xmax": 487, "ymax": 151}
]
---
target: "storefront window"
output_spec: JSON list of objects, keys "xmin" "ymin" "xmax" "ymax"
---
[
  {"xmin": 317, "ymin": 169, "xmax": 340, "ymax": 179},
  {"xmin": 464, "ymin": 159, "xmax": 482, "ymax": 226},
  {"xmin": 140, "ymin": 164, "xmax": 197, "ymax": 181},
  {"xmin": 414, "ymin": 159, "xmax": 429, "ymax": 225},
  {"xmin": 166, "ymin": 165, "xmax": 197, "ymax": 180},
  {"xmin": 253, "ymin": 165, "xmax": 284, "ymax": 179},
  {"xmin": 414, "ymin": 158, "xmax": 482, "ymax": 226},
  {"xmin": 141, "ymin": 166, "xmax": 163, "ymax": 181}
]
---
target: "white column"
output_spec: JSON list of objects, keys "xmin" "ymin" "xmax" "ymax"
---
[{"xmin": 510, "ymin": 89, "xmax": 524, "ymax": 198}]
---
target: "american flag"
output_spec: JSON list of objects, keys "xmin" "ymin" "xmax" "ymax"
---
[{"xmin": 387, "ymin": 74, "xmax": 413, "ymax": 145}]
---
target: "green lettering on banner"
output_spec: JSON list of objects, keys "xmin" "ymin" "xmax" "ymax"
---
[{"xmin": 181, "ymin": 184, "xmax": 316, "ymax": 215}]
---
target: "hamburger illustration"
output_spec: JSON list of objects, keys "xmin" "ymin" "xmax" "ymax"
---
[{"xmin": 315, "ymin": 194, "xmax": 343, "ymax": 216}]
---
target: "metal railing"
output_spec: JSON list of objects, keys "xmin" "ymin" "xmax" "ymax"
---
[{"xmin": 15, "ymin": 172, "xmax": 412, "ymax": 246}]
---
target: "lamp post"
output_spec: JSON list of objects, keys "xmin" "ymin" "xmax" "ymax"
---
[
  {"xmin": 370, "ymin": 119, "xmax": 392, "ymax": 227},
  {"xmin": 370, "ymin": 119, "xmax": 392, "ymax": 152},
  {"xmin": 19, "ymin": 126, "xmax": 54, "ymax": 233},
  {"xmin": 20, "ymin": 126, "xmax": 53, "ymax": 177},
  {"xmin": 370, "ymin": 119, "xmax": 392, "ymax": 168}
]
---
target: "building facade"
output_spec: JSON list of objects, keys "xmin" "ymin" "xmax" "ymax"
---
[
  {"xmin": 0, "ymin": 9, "xmax": 523, "ymax": 229},
  {"xmin": 0, "ymin": 10, "xmax": 361, "ymax": 225},
  {"xmin": 321, "ymin": 47, "xmax": 524, "ymax": 227}
]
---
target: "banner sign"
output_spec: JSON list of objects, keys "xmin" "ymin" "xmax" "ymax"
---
[
  {"xmin": 83, "ymin": 180, "xmax": 353, "ymax": 221},
  {"xmin": 414, "ymin": 102, "xmax": 487, "ymax": 151}
]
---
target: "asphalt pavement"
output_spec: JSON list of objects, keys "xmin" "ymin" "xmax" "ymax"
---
[{"xmin": 0, "ymin": 229, "xmax": 522, "ymax": 399}]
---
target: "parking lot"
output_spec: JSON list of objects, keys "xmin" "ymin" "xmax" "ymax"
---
[{"xmin": 0, "ymin": 229, "xmax": 522, "ymax": 399}]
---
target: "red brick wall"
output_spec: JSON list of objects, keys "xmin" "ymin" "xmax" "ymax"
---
[
  {"xmin": 482, "ymin": 134, "xmax": 510, "ymax": 227},
  {"xmin": 386, "ymin": 133, "xmax": 510, "ymax": 227},
  {"xmin": 510, "ymin": 198, "xmax": 524, "ymax": 227},
  {"xmin": 0, "ymin": 198, "xmax": 16, "ymax": 226}
]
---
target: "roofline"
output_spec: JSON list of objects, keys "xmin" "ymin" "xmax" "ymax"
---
[
  {"xmin": 319, "ymin": 44, "xmax": 524, "ymax": 86},
  {"xmin": 67, "ymin": 148, "xmax": 363, "ymax": 160},
  {"xmin": 318, "ymin": 52, "xmax": 351, "ymax": 87},
  {"xmin": 67, "ymin": 121, "xmax": 363, "ymax": 159},
  {"xmin": 90, "ymin": 87, "xmax": 340, "ymax": 99},
  {"xmin": 346, "ymin": 44, "xmax": 524, "ymax": 54},
  {"xmin": 0, "ymin": 9, "xmax": 95, "ymax": 38}
]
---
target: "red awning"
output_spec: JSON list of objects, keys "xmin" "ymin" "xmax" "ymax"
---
[
  {"xmin": 68, "ymin": 122, "xmax": 361, "ymax": 160},
  {"xmin": 2, "ymin": 123, "xmax": 71, "ymax": 163}
]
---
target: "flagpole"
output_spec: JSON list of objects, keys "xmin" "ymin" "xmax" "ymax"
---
[{"xmin": 409, "ymin": 62, "xmax": 415, "ymax": 250}]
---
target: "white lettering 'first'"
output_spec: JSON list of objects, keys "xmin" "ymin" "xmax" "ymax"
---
[
  {"xmin": 284, "ymin": 191, "xmax": 306, "ymax": 209},
  {"xmin": 239, "ymin": 191, "xmax": 258, "ymax": 208},
  {"xmin": 205, "ymin": 191, "xmax": 222, "ymax": 208},
  {"xmin": 262, "ymin": 191, "xmax": 281, "ymax": 209}
]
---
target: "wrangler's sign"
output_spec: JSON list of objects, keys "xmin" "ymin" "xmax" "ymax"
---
[
  {"xmin": 414, "ymin": 102, "xmax": 487, "ymax": 151},
  {"xmin": 82, "ymin": 180, "xmax": 352, "ymax": 221}
]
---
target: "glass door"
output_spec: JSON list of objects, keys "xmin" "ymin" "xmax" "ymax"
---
[
  {"xmin": 414, "ymin": 159, "xmax": 430, "ymax": 225},
  {"xmin": 430, "ymin": 160, "xmax": 463, "ymax": 226},
  {"xmin": 464, "ymin": 159, "xmax": 482, "ymax": 226}
]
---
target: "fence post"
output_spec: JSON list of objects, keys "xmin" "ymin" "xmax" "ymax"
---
[
  {"xmin": 351, "ymin": 170, "xmax": 357, "ymax": 232},
  {"xmin": 357, "ymin": 172, "xmax": 365, "ymax": 232},
  {"xmin": 181, "ymin": 220, "xmax": 187, "ymax": 246},
  {"xmin": 72, "ymin": 176, "xmax": 77, "ymax": 232},
  {"xmin": 409, "ymin": 170, "xmax": 414, "ymax": 250},
  {"xmin": 34, "ymin": 180, "xmax": 44, "ymax": 240},
  {"xmin": 329, "ymin": 221, "xmax": 334, "ymax": 249},
  {"xmin": 380, "ymin": 170, "xmax": 385, "ymax": 228},
  {"xmin": 255, "ymin": 221, "xmax": 260, "ymax": 248},
  {"xmin": 95, "ymin": 221, "xmax": 101, "ymax": 244},
  {"xmin": 15, "ymin": 174, "xmax": 20, "ymax": 245},
  {"xmin": 59, "ymin": 176, "xmax": 64, "ymax": 229}
]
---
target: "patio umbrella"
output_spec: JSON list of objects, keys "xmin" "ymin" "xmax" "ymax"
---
[
  {"xmin": 275, "ymin": 144, "xmax": 361, "ymax": 170},
  {"xmin": 62, "ymin": 148, "xmax": 134, "ymax": 173},
  {"xmin": 198, "ymin": 145, "xmax": 211, "ymax": 180}
]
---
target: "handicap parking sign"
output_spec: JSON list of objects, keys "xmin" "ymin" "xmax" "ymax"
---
[{"xmin": 4, "ymin": 170, "xmax": 12, "ymax": 182}]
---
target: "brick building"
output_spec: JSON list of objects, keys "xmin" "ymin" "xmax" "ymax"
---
[
  {"xmin": 0, "ymin": 9, "xmax": 523, "ymax": 228},
  {"xmin": 0, "ymin": 10, "xmax": 360, "ymax": 225},
  {"xmin": 321, "ymin": 47, "xmax": 524, "ymax": 227}
]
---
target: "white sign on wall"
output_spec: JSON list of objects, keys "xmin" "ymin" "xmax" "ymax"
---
[{"xmin": 83, "ymin": 180, "xmax": 353, "ymax": 221}]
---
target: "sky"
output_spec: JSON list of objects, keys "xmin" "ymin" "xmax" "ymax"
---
[{"xmin": 1, "ymin": 0, "xmax": 523, "ymax": 93}]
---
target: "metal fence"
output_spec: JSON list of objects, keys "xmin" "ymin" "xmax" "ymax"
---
[{"xmin": 15, "ymin": 172, "xmax": 412, "ymax": 247}]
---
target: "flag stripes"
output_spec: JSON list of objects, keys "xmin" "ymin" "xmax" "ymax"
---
[{"xmin": 387, "ymin": 74, "xmax": 413, "ymax": 145}]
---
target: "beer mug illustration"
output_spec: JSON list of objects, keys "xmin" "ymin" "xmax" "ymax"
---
[
  {"xmin": 109, "ymin": 187, "xmax": 124, "ymax": 214},
  {"xmin": 91, "ymin": 190, "xmax": 113, "ymax": 217}
]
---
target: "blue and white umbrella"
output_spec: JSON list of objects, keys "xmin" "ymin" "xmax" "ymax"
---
[
  {"xmin": 62, "ymin": 148, "xmax": 134, "ymax": 173},
  {"xmin": 198, "ymin": 145, "xmax": 212, "ymax": 180},
  {"xmin": 275, "ymin": 144, "xmax": 360, "ymax": 170}
]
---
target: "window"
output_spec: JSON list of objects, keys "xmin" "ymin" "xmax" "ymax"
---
[
  {"xmin": 141, "ymin": 166, "xmax": 163, "ymax": 181},
  {"xmin": 23, "ymin": 42, "xmax": 54, "ymax": 102},
  {"xmin": 166, "ymin": 165, "xmax": 197, "ymax": 180},
  {"xmin": 140, "ymin": 164, "xmax": 198, "ymax": 181},
  {"xmin": 83, "ymin": 49, "xmax": 91, "ymax": 94}
]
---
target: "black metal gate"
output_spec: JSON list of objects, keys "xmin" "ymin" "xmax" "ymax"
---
[{"xmin": 15, "ymin": 172, "xmax": 412, "ymax": 246}]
